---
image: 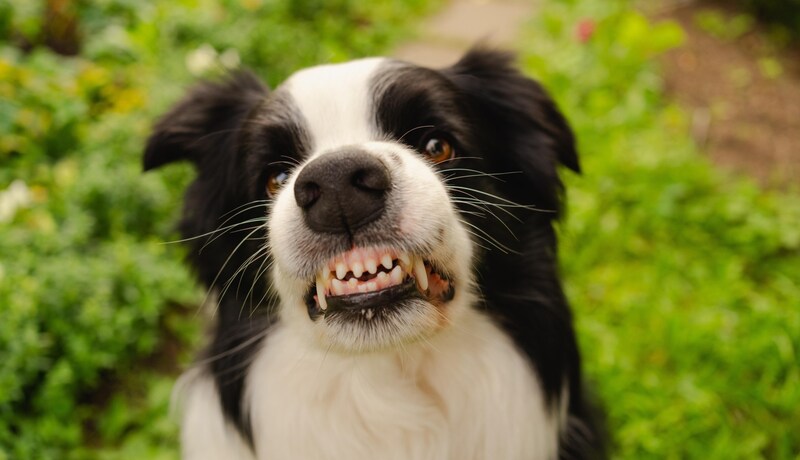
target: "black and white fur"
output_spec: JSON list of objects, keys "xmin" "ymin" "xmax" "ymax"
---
[{"xmin": 144, "ymin": 49, "xmax": 604, "ymax": 459}]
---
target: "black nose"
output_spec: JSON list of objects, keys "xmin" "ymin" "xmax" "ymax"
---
[{"xmin": 294, "ymin": 149, "xmax": 391, "ymax": 234}]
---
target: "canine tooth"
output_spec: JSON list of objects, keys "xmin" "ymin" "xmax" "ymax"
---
[
  {"xmin": 414, "ymin": 258, "xmax": 428, "ymax": 291},
  {"xmin": 381, "ymin": 254, "xmax": 393, "ymax": 270},
  {"xmin": 352, "ymin": 261, "xmax": 364, "ymax": 278},
  {"xmin": 335, "ymin": 263, "xmax": 347, "ymax": 280},
  {"xmin": 316, "ymin": 277, "xmax": 328, "ymax": 311},
  {"xmin": 389, "ymin": 265, "xmax": 403, "ymax": 285},
  {"xmin": 365, "ymin": 258, "xmax": 378, "ymax": 275}
]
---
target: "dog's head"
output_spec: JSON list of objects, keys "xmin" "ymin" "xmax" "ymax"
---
[{"xmin": 145, "ymin": 48, "xmax": 578, "ymax": 353}]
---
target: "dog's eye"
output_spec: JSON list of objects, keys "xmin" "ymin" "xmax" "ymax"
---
[
  {"xmin": 267, "ymin": 170, "xmax": 289, "ymax": 197},
  {"xmin": 422, "ymin": 137, "xmax": 454, "ymax": 164}
]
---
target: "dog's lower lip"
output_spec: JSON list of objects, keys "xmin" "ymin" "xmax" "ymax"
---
[{"xmin": 324, "ymin": 278, "xmax": 420, "ymax": 312}]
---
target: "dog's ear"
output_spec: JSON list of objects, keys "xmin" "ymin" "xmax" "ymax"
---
[
  {"xmin": 142, "ymin": 71, "xmax": 270, "ymax": 297},
  {"xmin": 143, "ymin": 71, "xmax": 268, "ymax": 171},
  {"xmin": 444, "ymin": 48, "xmax": 578, "ymax": 172},
  {"xmin": 443, "ymin": 48, "xmax": 579, "ymax": 212}
]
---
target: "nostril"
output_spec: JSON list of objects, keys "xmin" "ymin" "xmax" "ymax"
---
[
  {"xmin": 293, "ymin": 148, "xmax": 392, "ymax": 233},
  {"xmin": 352, "ymin": 166, "xmax": 390, "ymax": 192},
  {"xmin": 296, "ymin": 181, "xmax": 321, "ymax": 208}
]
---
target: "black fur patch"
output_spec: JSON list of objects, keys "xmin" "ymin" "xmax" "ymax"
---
[{"xmin": 144, "ymin": 72, "xmax": 285, "ymax": 446}]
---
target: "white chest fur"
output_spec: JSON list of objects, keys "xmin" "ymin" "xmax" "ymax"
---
[{"xmin": 241, "ymin": 309, "xmax": 559, "ymax": 460}]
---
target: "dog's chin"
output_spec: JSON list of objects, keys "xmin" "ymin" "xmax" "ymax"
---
[{"xmin": 297, "ymin": 246, "xmax": 457, "ymax": 352}]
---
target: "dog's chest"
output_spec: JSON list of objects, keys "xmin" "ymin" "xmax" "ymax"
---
[{"xmin": 245, "ymin": 310, "xmax": 560, "ymax": 460}]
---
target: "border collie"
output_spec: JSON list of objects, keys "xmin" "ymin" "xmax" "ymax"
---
[{"xmin": 144, "ymin": 48, "xmax": 604, "ymax": 459}]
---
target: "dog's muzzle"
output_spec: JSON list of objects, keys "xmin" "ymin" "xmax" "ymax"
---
[{"xmin": 291, "ymin": 149, "xmax": 455, "ymax": 323}]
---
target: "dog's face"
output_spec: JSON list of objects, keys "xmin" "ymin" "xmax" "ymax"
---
[
  {"xmin": 144, "ymin": 49, "xmax": 579, "ymax": 354},
  {"xmin": 262, "ymin": 58, "xmax": 477, "ymax": 351}
]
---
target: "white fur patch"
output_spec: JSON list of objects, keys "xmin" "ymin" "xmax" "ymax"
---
[
  {"xmin": 245, "ymin": 307, "xmax": 559, "ymax": 460},
  {"xmin": 177, "ymin": 369, "xmax": 255, "ymax": 460},
  {"xmin": 284, "ymin": 58, "xmax": 386, "ymax": 152}
]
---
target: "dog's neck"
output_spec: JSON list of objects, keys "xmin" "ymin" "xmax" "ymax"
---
[{"xmin": 231, "ymin": 306, "xmax": 563, "ymax": 460}]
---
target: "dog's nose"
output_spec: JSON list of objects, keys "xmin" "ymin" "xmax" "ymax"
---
[{"xmin": 294, "ymin": 149, "xmax": 391, "ymax": 233}]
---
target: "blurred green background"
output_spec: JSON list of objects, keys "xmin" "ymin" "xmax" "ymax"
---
[{"xmin": 0, "ymin": 0, "xmax": 798, "ymax": 458}]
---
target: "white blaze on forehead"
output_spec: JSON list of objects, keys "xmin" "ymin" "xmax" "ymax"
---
[{"xmin": 283, "ymin": 57, "xmax": 387, "ymax": 152}]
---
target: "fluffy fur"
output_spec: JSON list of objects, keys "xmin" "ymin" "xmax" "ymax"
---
[{"xmin": 144, "ymin": 48, "xmax": 604, "ymax": 459}]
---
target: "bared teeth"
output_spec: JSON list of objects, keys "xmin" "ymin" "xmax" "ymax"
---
[
  {"xmin": 398, "ymin": 253, "xmax": 411, "ymax": 273},
  {"xmin": 381, "ymin": 254, "xmax": 393, "ymax": 270},
  {"xmin": 335, "ymin": 263, "xmax": 347, "ymax": 280},
  {"xmin": 331, "ymin": 278, "xmax": 345, "ymax": 296},
  {"xmin": 365, "ymin": 258, "xmax": 378, "ymax": 275},
  {"xmin": 317, "ymin": 249, "xmax": 433, "ymax": 301},
  {"xmin": 413, "ymin": 257, "xmax": 428, "ymax": 291},
  {"xmin": 315, "ymin": 275, "xmax": 328, "ymax": 311},
  {"xmin": 352, "ymin": 261, "xmax": 364, "ymax": 278},
  {"xmin": 376, "ymin": 271, "xmax": 389, "ymax": 286},
  {"xmin": 389, "ymin": 264, "xmax": 403, "ymax": 285}
]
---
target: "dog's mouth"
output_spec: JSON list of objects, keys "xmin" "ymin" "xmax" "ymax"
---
[{"xmin": 304, "ymin": 247, "xmax": 454, "ymax": 319}]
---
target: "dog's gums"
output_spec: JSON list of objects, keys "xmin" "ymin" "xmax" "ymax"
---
[{"xmin": 308, "ymin": 246, "xmax": 453, "ymax": 316}]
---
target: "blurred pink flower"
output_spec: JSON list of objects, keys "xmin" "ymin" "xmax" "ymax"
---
[{"xmin": 576, "ymin": 19, "xmax": 596, "ymax": 43}]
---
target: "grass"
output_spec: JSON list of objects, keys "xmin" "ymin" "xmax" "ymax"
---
[{"xmin": 520, "ymin": 2, "xmax": 800, "ymax": 458}]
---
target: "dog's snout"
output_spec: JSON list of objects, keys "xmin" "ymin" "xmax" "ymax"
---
[{"xmin": 294, "ymin": 149, "xmax": 391, "ymax": 233}]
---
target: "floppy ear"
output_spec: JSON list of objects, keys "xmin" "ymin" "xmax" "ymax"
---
[
  {"xmin": 142, "ymin": 71, "xmax": 269, "ymax": 294},
  {"xmin": 143, "ymin": 72, "xmax": 273, "ymax": 445},
  {"xmin": 443, "ymin": 48, "xmax": 579, "ymax": 212},
  {"xmin": 444, "ymin": 52, "xmax": 606, "ymax": 451},
  {"xmin": 143, "ymin": 71, "xmax": 268, "ymax": 171}
]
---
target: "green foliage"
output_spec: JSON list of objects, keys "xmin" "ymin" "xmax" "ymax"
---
[
  {"xmin": 523, "ymin": 2, "xmax": 800, "ymax": 459},
  {"xmin": 0, "ymin": 0, "xmax": 435, "ymax": 458},
  {"xmin": 694, "ymin": 10, "xmax": 754, "ymax": 41}
]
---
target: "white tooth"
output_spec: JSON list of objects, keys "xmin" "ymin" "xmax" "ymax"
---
[
  {"xmin": 332, "ymin": 279, "xmax": 345, "ymax": 296},
  {"xmin": 414, "ymin": 258, "xmax": 428, "ymax": 291},
  {"xmin": 365, "ymin": 258, "xmax": 378, "ymax": 275},
  {"xmin": 381, "ymin": 254, "xmax": 393, "ymax": 270},
  {"xmin": 376, "ymin": 271, "xmax": 389, "ymax": 288},
  {"xmin": 358, "ymin": 284, "xmax": 369, "ymax": 293},
  {"xmin": 366, "ymin": 281, "xmax": 377, "ymax": 292},
  {"xmin": 389, "ymin": 265, "xmax": 404, "ymax": 285},
  {"xmin": 336, "ymin": 263, "xmax": 347, "ymax": 280},
  {"xmin": 398, "ymin": 253, "xmax": 411, "ymax": 272},
  {"xmin": 352, "ymin": 261, "xmax": 364, "ymax": 278},
  {"xmin": 316, "ymin": 276, "xmax": 328, "ymax": 311}
]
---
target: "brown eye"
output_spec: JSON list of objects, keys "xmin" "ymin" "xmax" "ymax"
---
[
  {"xmin": 267, "ymin": 170, "xmax": 289, "ymax": 197},
  {"xmin": 423, "ymin": 137, "xmax": 454, "ymax": 164}
]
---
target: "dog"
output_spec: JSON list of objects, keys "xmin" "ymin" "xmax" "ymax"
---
[{"xmin": 143, "ymin": 48, "xmax": 604, "ymax": 459}]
